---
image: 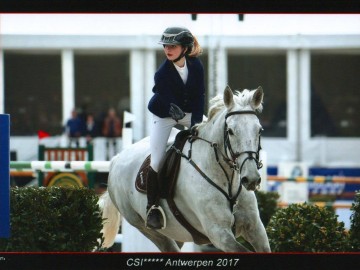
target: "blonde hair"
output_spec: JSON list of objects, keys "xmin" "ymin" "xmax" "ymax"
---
[{"xmin": 188, "ymin": 35, "xmax": 203, "ymax": 57}]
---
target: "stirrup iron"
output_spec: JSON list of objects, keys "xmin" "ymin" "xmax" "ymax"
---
[{"xmin": 145, "ymin": 205, "xmax": 167, "ymax": 230}]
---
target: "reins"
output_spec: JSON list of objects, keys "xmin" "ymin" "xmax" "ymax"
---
[
  {"xmin": 171, "ymin": 110, "xmax": 263, "ymax": 213},
  {"xmin": 172, "ymin": 136, "xmax": 240, "ymax": 212}
]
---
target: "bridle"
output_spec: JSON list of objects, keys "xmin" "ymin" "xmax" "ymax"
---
[
  {"xmin": 172, "ymin": 109, "xmax": 263, "ymax": 213},
  {"xmin": 224, "ymin": 110, "xmax": 263, "ymax": 173}
]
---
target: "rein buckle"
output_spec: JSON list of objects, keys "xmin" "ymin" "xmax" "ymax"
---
[{"xmin": 231, "ymin": 162, "xmax": 240, "ymax": 172}]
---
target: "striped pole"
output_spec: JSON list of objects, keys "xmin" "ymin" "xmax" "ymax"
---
[
  {"xmin": 10, "ymin": 161, "xmax": 110, "ymax": 172},
  {"xmin": 0, "ymin": 114, "xmax": 10, "ymax": 238},
  {"xmin": 278, "ymin": 201, "xmax": 353, "ymax": 209},
  {"xmin": 268, "ymin": 175, "xmax": 360, "ymax": 184}
]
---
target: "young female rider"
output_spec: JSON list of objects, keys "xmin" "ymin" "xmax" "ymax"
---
[{"xmin": 146, "ymin": 27, "xmax": 206, "ymax": 229}]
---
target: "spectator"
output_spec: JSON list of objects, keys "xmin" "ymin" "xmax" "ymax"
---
[
  {"xmin": 85, "ymin": 113, "xmax": 97, "ymax": 146},
  {"xmin": 78, "ymin": 104, "xmax": 88, "ymax": 136},
  {"xmin": 102, "ymin": 108, "xmax": 122, "ymax": 160},
  {"xmin": 65, "ymin": 109, "xmax": 83, "ymax": 147}
]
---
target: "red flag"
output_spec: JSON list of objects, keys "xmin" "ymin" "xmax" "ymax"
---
[{"xmin": 38, "ymin": 130, "xmax": 50, "ymax": 139}]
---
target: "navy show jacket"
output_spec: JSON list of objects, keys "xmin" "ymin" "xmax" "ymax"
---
[{"xmin": 148, "ymin": 56, "xmax": 205, "ymax": 127}]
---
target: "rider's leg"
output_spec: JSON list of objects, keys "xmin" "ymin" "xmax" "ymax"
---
[
  {"xmin": 149, "ymin": 115, "xmax": 175, "ymax": 172},
  {"xmin": 146, "ymin": 113, "xmax": 192, "ymax": 229},
  {"xmin": 150, "ymin": 113, "xmax": 192, "ymax": 171},
  {"xmin": 146, "ymin": 115, "xmax": 174, "ymax": 229},
  {"xmin": 146, "ymin": 166, "xmax": 162, "ymax": 229}
]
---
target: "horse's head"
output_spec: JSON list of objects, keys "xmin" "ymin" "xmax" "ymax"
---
[{"xmin": 222, "ymin": 85, "xmax": 264, "ymax": 191}]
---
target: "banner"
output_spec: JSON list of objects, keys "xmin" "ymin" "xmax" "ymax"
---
[{"xmin": 0, "ymin": 114, "xmax": 10, "ymax": 238}]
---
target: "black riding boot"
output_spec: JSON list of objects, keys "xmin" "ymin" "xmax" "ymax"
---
[{"xmin": 146, "ymin": 167, "xmax": 163, "ymax": 229}]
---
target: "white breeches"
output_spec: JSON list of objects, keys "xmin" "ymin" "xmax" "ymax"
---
[{"xmin": 150, "ymin": 113, "xmax": 192, "ymax": 172}]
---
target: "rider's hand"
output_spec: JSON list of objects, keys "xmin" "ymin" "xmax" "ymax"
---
[{"xmin": 169, "ymin": 103, "xmax": 185, "ymax": 121}]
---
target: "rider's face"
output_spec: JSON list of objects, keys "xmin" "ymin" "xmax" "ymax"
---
[{"xmin": 163, "ymin": 44, "xmax": 183, "ymax": 61}]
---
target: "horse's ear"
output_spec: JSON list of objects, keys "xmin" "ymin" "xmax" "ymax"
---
[
  {"xmin": 251, "ymin": 86, "xmax": 263, "ymax": 109},
  {"xmin": 224, "ymin": 85, "xmax": 234, "ymax": 109}
]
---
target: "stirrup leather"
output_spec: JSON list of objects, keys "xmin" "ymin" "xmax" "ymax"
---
[{"xmin": 145, "ymin": 205, "xmax": 167, "ymax": 230}]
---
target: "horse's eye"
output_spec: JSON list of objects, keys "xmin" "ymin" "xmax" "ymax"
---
[{"xmin": 227, "ymin": 128, "xmax": 234, "ymax": 136}]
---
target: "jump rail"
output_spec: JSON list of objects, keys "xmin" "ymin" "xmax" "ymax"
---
[
  {"xmin": 268, "ymin": 175, "xmax": 360, "ymax": 184},
  {"xmin": 10, "ymin": 161, "xmax": 110, "ymax": 172},
  {"xmin": 278, "ymin": 201, "xmax": 353, "ymax": 209}
]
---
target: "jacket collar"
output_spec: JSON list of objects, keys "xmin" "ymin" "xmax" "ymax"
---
[{"xmin": 167, "ymin": 57, "xmax": 193, "ymax": 86}]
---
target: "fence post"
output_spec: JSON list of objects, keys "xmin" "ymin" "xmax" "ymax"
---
[
  {"xmin": 0, "ymin": 114, "xmax": 10, "ymax": 238},
  {"xmin": 122, "ymin": 111, "xmax": 135, "ymax": 149},
  {"xmin": 38, "ymin": 144, "xmax": 45, "ymax": 187},
  {"xmin": 87, "ymin": 143, "xmax": 95, "ymax": 188}
]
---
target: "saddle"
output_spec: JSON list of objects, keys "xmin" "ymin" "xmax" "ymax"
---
[
  {"xmin": 135, "ymin": 129, "xmax": 190, "ymax": 198},
  {"xmin": 135, "ymin": 129, "xmax": 210, "ymax": 245}
]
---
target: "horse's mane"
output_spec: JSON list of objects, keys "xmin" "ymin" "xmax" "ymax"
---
[{"xmin": 207, "ymin": 89, "xmax": 263, "ymax": 121}]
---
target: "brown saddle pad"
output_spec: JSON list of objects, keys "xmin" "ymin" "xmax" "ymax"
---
[
  {"xmin": 135, "ymin": 155, "xmax": 151, "ymax": 194},
  {"xmin": 135, "ymin": 129, "xmax": 191, "ymax": 198}
]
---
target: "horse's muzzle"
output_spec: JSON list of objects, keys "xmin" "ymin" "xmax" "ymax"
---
[{"xmin": 241, "ymin": 177, "xmax": 261, "ymax": 191}]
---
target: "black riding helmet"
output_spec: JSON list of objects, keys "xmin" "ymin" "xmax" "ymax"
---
[{"xmin": 159, "ymin": 27, "xmax": 194, "ymax": 62}]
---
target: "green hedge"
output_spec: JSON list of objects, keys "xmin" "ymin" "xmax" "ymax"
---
[
  {"xmin": 350, "ymin": 191, "xmax": 360, "ymax": 251},
  {"xmin": 0, "ymin": 187, "xmax": 104, "ymax": 252},
  {"xmin": 266, "ymin": 203, "xmax": 350, "ymax": 252}
]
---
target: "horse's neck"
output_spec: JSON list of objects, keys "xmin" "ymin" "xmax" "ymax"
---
[
  {"xmin": 197, "ymin": 110, "xmax": 226, "ymax": 148},
  {"xmin": 196, "ymin": 111, "xmax": 238, "ymax": 182}
]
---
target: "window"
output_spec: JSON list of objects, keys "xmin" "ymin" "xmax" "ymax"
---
[
  {"xmin": 4, "ymin": 52, "xmax": 62, "ymax": 135},
  {"xmin": 311, "ymin": 53, "xmax": 360, "ymax": 137},
  {"xmin": 74, "ymin": 53, "xmax": 130, "ymax": 136},
  {"xmin": 227, "ymin": 52, "xmax": 287, "ymax": 137}
]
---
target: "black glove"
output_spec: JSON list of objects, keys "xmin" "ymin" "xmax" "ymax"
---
[{"xmin": 169, "ymin": 103, "xmax": 185, "ymax": 121}]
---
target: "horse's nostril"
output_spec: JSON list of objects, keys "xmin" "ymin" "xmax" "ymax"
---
[
  {"xmin": 257, "ymin": 178, "xmax": 261, "ymax": 184},
  {"xmin": 241, "ymin": 177, "xmax": 249, "ymax": 185}
]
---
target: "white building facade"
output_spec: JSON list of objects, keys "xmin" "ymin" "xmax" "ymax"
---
[{"xmin": 1, "ymin": 14, "xmax": 360, "ymax": 168}]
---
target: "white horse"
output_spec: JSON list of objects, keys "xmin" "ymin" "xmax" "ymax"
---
[{"xmin": 99, "ymin": 85, "xmax": 271, "ymax": 252}]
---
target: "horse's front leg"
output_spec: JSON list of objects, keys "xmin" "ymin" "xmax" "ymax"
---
[
  {"xmin": 234, "ymin": 203, "xmax": 271, "ymax": 252},
  {"xmin": 207, "ymin": 227, "xmax": 252, "ymax": 252},
  {"xmin": 240, "ymin": 217, "xmax": 271, "ymax": 252},
  {"xmin": 197, "ymin": 207, "xmax": 250, "ymax": 252}
]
